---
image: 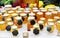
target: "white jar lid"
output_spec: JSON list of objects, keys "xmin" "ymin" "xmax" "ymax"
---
[
  {"xmin": 19, "ymin": 8, "xmax": 24, "ymax": 10},
  {"xmin": 28, "ymin": 16, "xmax": 35, "ymax": 20},
  {"xmin": 11, "ymin": 25, "xmax": 17, "ymax": 29},
  {"xmin": 33, "ymin": 10, "xmax": 39, "ymax": 12},
  {"xmin": 48, "ymin": 19, "xmax": 53, "ymax": 22},
  {"xmin": 12, "ymin": 13, "xmax": 18, "ymax": 16},
  {"xmin": 7, "ymin": 22, "xmax": 13, "ymax": 25},
  {"xmin": 20, "ymin": 13, "xmax": 27, "ymax": 16},
  {"xmin": 33, "ymin": 7, "xmax": 38, "ymax": 10},
  {"xmin": 37, "ymin": 12, "xmax": 43, "ymax": 15},
  {"xmin": 24, "ymin": 10, "xmax": 30, "ymax": 13},
  {"xmin": 16, "ymin": 11, "xmax": 22, "ymax": 13},
  {"xmin": 46, "ymin": 12, "xmax": 52, "ymax": 15},
  {"xmin": 7, "ymin": 18, "xmax": 11, "ymax": 21},
  {"xmin": 12, "ymin": 7, "xmax": 17, "ymax": 10},
  {"xmin": 15, "ymin": 16, "xmax": 22, "ymax": 20},
  {"xmin": 52, "ymin": 11, "xmax": 57, "ymax": 14},
  {"xmin": 40, "ymin": 8, "xmax": 44, "ymax": 10},
  {"xmin": 57, "ymin": 20, "xmax": 60, "ymax": 23},
  {"xmin": 16, "ymin": 6, "xmax": 20, "ymax": 8},
  {"xmin": 8, "ymin": 11, "xmax": 14, "ymax": 13},
  {"xmin": 38, "ymin": 20, "xmax": 44, "ymax": 24},
  {"xmin": 0, "ymin": 21, "xmax": 5, "ymax": 24},
  {"xmin": 29, "ymin": 12, "xmax": 35, "ymax": 16},
  {"xmin": 3, "ymin": 14, "xmax": 9, "ymax": 16},
  {"xmin": 25, "ymin": 8, "xmax": 31, "ymax": 10},
  {"xmin": 23, "ymin": 32, "xmax": 28, "ymax": 36},
  {"xmin": 41, "ymin": 9, "xmax": 47, "ymax": 12},
  {"xmin": 40, "ymin": 17, "xmax": 45, "ymax": 20},
  {"xmin": 54, "ymin": 16, "xmax": 59, "ymax": 19},
  {"xmin": 33, "ymin": 23, "xmax": 39, "ymax": 28},
  {"xmin": 5, "ymin": 5, "xmax": 12, "ymax": 8},
  {"xmin": 48, "ymin": 22, "xmax": 54, "ymax": 26}
]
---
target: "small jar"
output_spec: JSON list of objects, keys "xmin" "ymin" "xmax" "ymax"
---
[
  {"xmin": 27, "ymin": 17, "xmax": 36, "ymax": 31},
  {"xmin": 37, "ymin": 12, "xmax": 43, "ymax": 21},
  {"xmin": 0, "ymin": 21, "xmax": 6, "ymax": 31},
  {"xmin": 15, "ymin": 16, "xmax": 23, "ymax": 28},
  {"xmin": 38, "ymin": 20, "xmax": 44, "ymax": 30},
  {"xmin": 47, "ymin": 22, "xmax": 55, "ymax": 33},
  {"xmin": 33, "ymin": 23, "xmax": 40, "ymax": 35},
  {"xmin": 20, "ymin": 13, "xmax": 27, "ymax": 24}
]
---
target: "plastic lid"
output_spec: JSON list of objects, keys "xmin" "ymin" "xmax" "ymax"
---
[
  {"xmin": 38, "ymin": 20, "xmax": 44, "ymax": 24},
  {"xmin": 8, "ymin": 11, "xmax": 14, "ymax": 13},
  {"xmin": 54, "ymin": 16, "xmax": 59, "ymax": 19},
  {"xmin": 12, "ymin": 13, "xmax": 18, "ymax": 16},
  {"xmin": 41, "ymin": 9, "xmax": 47, "ymax": 12},
  {"xmin": 12, "ymin": 8, "xmax": 17, "ymax": 10},
  {"xmin": 19, "ymin": 8, "xmax": 24, "ymax": 10},
  {"xmin": 16, "ymin": 11, "xmax": 22, "ymax": 13},
  {"xmin": 29, "ymin": 12, "xmax": 35, "ymax": 16},
  {"xmin": 20, "ymin": 13, "xmax": 27, "ymax": 16},
  {"xmin": 11, "ymin": 25, "xmax": 17, "ymax": 29},
  {"xmin": 24, "ymin": 10, "xmax": 30, "ymax": 13},
  {"xmin": 33, "ymin": 10, "xmax": 39, "ymax": 12},
  {"xmin": 0, "ymin": 21, "xmax": 5, "ymax": 24},
  {"xmin": 52, "ymin": 11, "xmax": 57, "ymax": 14},
  {"xmin": 28, "ymin": 16, "xmax": 35, "ymax": 20},
  {"xmin": 40, "ymin": 17, "xmax": 45, "ymax": 20},
  {"xmin": 8, "ymin": 22, "xmax": 13, "ymax": 25},
  {"xmin": 25, "ymin": 8, "xmax": 31, "ymax": 10},
  {"xmin": 48, "ymin": 19, "xmax": 53, "ymax": 22},
  {"xmin": 3, "ymin": 14, "xmax": 9, "ymax": 16},
  {"xmin": 5, "ymin": 5, "xmax": 12, "ymax": 8},
  {"xmin": 48, "ymin": 22, "xmax": 54, "ymax": 26},
  {"xmin": 46, "ymin": 12, "xmax": 52, "ymax": 15},
  {"xmin": 37, "ymin": 12, "xmax": 43, "ymax": 15},
  {"xmin": 33, "ymin": 7, "xmax": 38, "ymax": 10},
  {"xmin": 33, "ymin": 23, "xmax": 39, "ymax": 28},
  {"xmin": 15, "ymin": 16, "xmax": 22, "ymax": 20},
  {"xmin": 7, "ymin": 18, "xmax": 11, "ymax": 21},
  {"xmin": 40, "ymin": 8, "xmax": 44, "ymax": 10}
]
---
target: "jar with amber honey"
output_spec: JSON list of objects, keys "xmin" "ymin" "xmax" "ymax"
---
[
  {"xmin": 14, "ymin": 16, "xmax": 23, "ymax": 28},
  {"xmin": 27, "ymin": 16, "xmax": 36, "ymax": 31},
  {"xmin": 20, "ymin": 13, "xmax": 27, "ymax": 24}
]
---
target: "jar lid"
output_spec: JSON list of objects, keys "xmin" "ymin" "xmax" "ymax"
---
[
  {"xmin": 48, "ymin": 22, "xmax": 54, "ymax": 26},
  {"xmin": 16, "ymin": 11, "xmax": 22, "ymax": 13},
  {"xmin": 12, "ymin": 7, "xmax": 17, "ymax": 10},
  {"xmin": 29, "ymin": 12, "xmax": 35, "ymax": 16},
  {"xmin": 33, "ymin": 7, "xmax": 38, "ymax": 10},
  {"xmin": 52, "ymin": 11, "xmax": 57, "ymax": 14},
  {"xmin": 0, "ymin": 21, "xmax": 5, "ymax": 24},
  {"xmin": 5, "ymin": 5, "xmax": 12, "ymax": 8},
  {"xmin": 38, "ymin": 21, "xmax": 44, "ymax": 24},
  {"xmin": 8, "ymin": 11, "xmax": 14, "ymax": 14},
  {"xmin": 7, "ymin": 22, "xmax": 13, "ymax": 25},
  {"xmin": 7, "ymin": 18, "xmax": 11, "ymax": 21},
  {"xmin": 33, "ymin": 23, "xmax": 39, "ymax": 28},
  {"xmin": 23, "ymin": 32, "xmax": 28, "ymax": 36},
  {"xmin": 20, "ymin": 13, "xmax": 27, "ymax": 16},
  {"xmin": 40, "ymin": 17, "xmax": 45, "ymax": 20},
  {"xmin": 3, "ymin": 14, "xmax": 9, "ymax": 16},
  {"xmin": 33, "ymin": 10, "xmax": 39, "ymax": 12},
  {"xmin": 54, "ymin": 16, "xmax": 59, "ymax": 19},
  {"xmin": 15, "ymin": 16, "xmax": 22, "ymax": 20},
  {"xmin": 37, "ymin": 12, "xmax": 43, "ymax": 15},
  {"xmin": 12, "ymin": 13, "xmax": 18, "ymax": 16},
  {"xmin": 48, "ymin": 19, "xmax": 53, "ymax": 22},
  {"xmin": 11, "ymin": 25, "xmax": 17, "ymax": 29},
  {"xmin": 28, "ymin": 16, "xmax": 35, "ymax": 20},
  {"xmin": 46, "ymin": 12, "xmax": 52, "ymax": 15}
]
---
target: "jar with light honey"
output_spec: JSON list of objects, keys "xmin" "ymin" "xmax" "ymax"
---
[
  {"xmin": 40, "ymin": 17, "xmax": 46, "ymax": 25},
  {"xmin": 38, "ymin": 20, "xmax": 44, "ymax": 30},
  {"xmin": 27, "ymin": 16, "xmax": 36, "ymax": 31},
  {"xmin": 37, "ymin": 12, "xmax": 43, "ymax": 21},
  {"xmin": 47, "ymin": 22, "xmax": 55, "ymax": 33},
  {"xmin": 20, "ymin": 13, "xmax": 27, "ymax": 24},
  {"xmin": 14, "ymin": 16, "xmax": 23, "ymax": 28},
  {"xmin": 0, "ymin": 21, "xmax": 6, "ymax": 31},
  {"xmin": 33, "ymin": 23, "xmax": 40, "ymax": 35},
  {"xmin": 56, "ymin": 20, "xmax": 60, "ymax": 36}
]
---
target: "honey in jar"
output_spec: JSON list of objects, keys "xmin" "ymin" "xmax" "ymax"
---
[
  {"xmin": 33, "ymin": 23, "xmax": 40, "ymax": 35},
  {"xmin": 0, "ymin": 21, "xmax": 6, "ymax": 31},
  {"xmin": 37, "ymin": 12, "xmax": 43, "ymax": 21},
  {"xmin": 45, "ymin": 12, "xmax": 52, "ymax": 19},
  {"xmin": 47, "ymin": 22, "xmax": 55, "ymax": 33},
  {"xmin": 27, "ymin": 16, "xmax": 36, "ymax": 31},
  {"xmin": 56, "ymin": 20, "xmax": 60, "ymax": 36},
  {"xmin": 20, "ymin": 13, "xmax": 27, "ymax": 24},
  {"xmin": 15, "ymin": 16, "xmax": 23, "ymax": 28},
  {"xmin": 38, "ymin": 20, "xmax": 44, "ymax": 30}
]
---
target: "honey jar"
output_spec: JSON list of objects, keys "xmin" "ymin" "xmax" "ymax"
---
[
  {"xmin": 27, "ymin": 16, "xmax": 36, "ymax": 31},
  {"xmin": 20, "ymin": 13, "xmax": 27, "ymax": 24},
  {"xmin": 15, "ymin": 16, "xmax": 23, "ymax": 28}
]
